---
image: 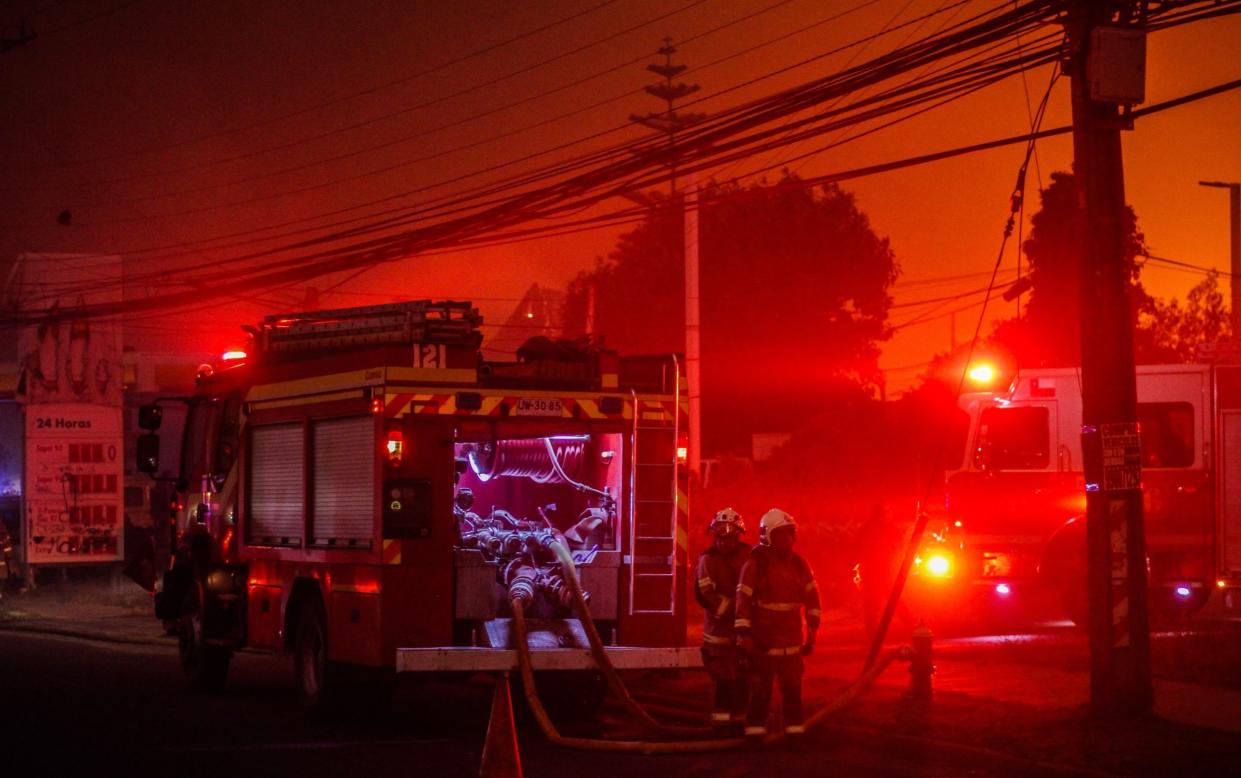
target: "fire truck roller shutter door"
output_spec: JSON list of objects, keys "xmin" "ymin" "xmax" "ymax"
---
[
  {"xmin": 248, "ymin": 423, "xmax": 304, "ymax": 546},
  {"xmin": 311, "ymin": 417, "xmax": 375, "ymax": 547}
]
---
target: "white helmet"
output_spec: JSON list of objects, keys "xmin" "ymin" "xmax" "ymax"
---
[
  {"xmin": 708, "ymin": 507, "xmax": 745, "ymax": 537},
  {"xmin": 759, "ymin": 508, "xmax": 796, "ymax": 544}
]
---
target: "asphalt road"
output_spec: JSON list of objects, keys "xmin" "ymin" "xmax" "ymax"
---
[{"xmin": 0, "ymin": 630, "xmax": 1079, "ymax": 778}]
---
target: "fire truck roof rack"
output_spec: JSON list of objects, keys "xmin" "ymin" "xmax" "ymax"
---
[{"xmin": 254, "ymin": 300, "xmax": 483, "ymax": 354}]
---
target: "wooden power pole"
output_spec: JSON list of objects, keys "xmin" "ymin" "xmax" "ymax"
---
[
  {"xmin": 1066, "ymin": 1, "xmax": 1153, "ymax": 716},
  {"xmin": 631, "ymin": 40, "xmax": 705, "ymax": 476}
]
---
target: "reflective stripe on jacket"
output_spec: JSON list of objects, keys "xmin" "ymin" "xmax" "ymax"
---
[
  {"xmin": 695, "ymin": 542, "xmax": 752, "ymax": 644},
  {"xmin": 734, "ymin": 546, "xmax": 820, "ymax": 652}
]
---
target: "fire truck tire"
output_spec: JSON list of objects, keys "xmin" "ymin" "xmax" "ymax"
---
[
  {"xmin": 178, "ymin": 582, "xmax": 231, "ymax": 692},
  {"xmin": 293, "ymin": 599, "xmax": 335, "ymax": 714}
]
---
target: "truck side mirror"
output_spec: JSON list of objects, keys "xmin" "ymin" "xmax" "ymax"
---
[
  {"xmin": 138, "ymin": 404, "xmax": 163, "ymax": 431},
  {"xmin": 137, "ymin": 434, "xmax": 160, "ymax": 474}
]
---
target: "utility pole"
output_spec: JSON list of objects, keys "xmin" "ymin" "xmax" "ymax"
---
[
  {"xmin": 630, "ymin": 38, "xmax": 704, "ymax": 194},
  {"xmin": 1199, "ymin": 180, "xmax": 1241, "ymax": 334},
  {"xmin": 631, "ymin": 40, "xmax": 705, "ymax": 475},
  {"xmin": 684, "ymin": 174, "xmax": 701, "ymax": 476},
  {"xmin": 1066, "ymin": 1, "xmax": 1152, "ymax": 716}
]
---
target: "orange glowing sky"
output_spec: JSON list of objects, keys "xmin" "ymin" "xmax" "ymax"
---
[{"xmin": 1, "ymin": 1, "xmax": 1238, "ymax": 392}]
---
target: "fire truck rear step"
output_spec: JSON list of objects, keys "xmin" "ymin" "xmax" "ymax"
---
[
  {"xmin": 395, "ymin": 647, "xmax": 701, "ymax": 673},
  {"xmin": 397, "ymin": 616, "xmax": 701, "ymax": 672}
]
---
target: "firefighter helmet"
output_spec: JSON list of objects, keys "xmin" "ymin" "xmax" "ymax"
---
[
  {"xmin": 759, "ymin": 508, "xmax": 796, "ymax": 544},
  {"xmin": 708, "ymin": 507, "xmax": 745, "ymax": 537}
]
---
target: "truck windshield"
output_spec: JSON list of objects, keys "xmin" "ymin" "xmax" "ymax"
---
[
  {"xmin": 977, "ymin": 406, "xmax": 1050, "ymax": 470},
  {"xmin": 180, "ymin": 401, "xmax": 219, "ymax": 486}
]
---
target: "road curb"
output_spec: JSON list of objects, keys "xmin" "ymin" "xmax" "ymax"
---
[{"xmin": 0, "ymin": 619, "xmax": 173, "ymax": 648}]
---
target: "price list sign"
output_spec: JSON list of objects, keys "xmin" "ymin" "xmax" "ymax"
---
[{"xmin": 24, "ymin": 404, "xmax": 124, "ymax": 564}]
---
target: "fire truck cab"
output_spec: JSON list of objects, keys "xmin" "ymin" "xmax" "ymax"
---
[
  {"xmin": 137, "ymin": 301, "xmax": 693, "ymax": 706},
  {"xmin": 935, "ymin": 363, "xmax": 1241, "ymax": 624}
]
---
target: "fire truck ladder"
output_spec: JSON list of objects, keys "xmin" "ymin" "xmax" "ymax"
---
[
  {"xmin": 627, "ymin": 372, "xmax": 680, "ymax": 616},
  {"xmin": 255, "ymin": 300, "xmax": 482, "ymax": 353}
]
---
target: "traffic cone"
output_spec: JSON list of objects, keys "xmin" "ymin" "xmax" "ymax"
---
[{"xmin": 479, "ymin": 672, "xmax": 522, "ymax": 778}]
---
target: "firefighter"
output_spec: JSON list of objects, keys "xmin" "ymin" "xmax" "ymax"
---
[
  {"xmin": 694, "ymin": 507, "xmax": 752, "ymax": 729},
  {"xmin": 735, "ymin": 508, "xmax": 820, "ymax": 747}
]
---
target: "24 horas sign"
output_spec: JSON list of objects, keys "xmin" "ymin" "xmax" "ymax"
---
[{"xmin": 24, "ymin": 404, "xmax": 124, "ymax": 564}]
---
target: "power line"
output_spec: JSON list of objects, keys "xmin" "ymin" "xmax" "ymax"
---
[
  {"xmin": 4, "ymin": 0, "xmax": 1007, "ymax": 307},
  {"xmin": 11, "ymin": 0, "xmax": 915, "ymax": 223},
  {"xmin": 758, "ymin": 0, "xmax": 974, "ymax": 185},
  {"xmin": 9, "ymin": 2, "xmax": 1176, "ymax": 321},
  {"xmin": 7, "ymin": 0, "xmax": 805, "ymax": 195},
  {"xmin": 29, "ymin": 0, "xmax": 145, "ymax": 38},
  {"xmin": 13, "ymin": 0, "xmax": 1037, "ymax": 290},
  {"xmin": 8, "ymin": 0, "xmax": 628, "ymax": 171},
  {"xmin": 1143, "ymin": 253, "xmax": 1234, "ymax": 278},
  {"xmin": 0, "ymin": 67, "xmax": 1126, "ymax": 312}
]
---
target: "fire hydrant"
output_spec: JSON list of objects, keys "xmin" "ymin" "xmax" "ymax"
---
[{"xmin": 909, "ymin": 621, "xmax": 934, "ymax": 702}]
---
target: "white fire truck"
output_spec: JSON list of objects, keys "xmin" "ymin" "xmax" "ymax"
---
[
  {"xmin": 136, "ymin": 301, "xmax": 694, "ymax": 707},
  {"xmin": 921, "ymin": 363, "xmax": 1241, "ymax": 624}
]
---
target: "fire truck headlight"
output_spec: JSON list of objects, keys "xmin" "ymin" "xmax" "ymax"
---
[
  {"xmin": 1174, "ymin": 585, "xmax": 1192, "ymax": 599},
  {"xmin": 926, "ymin": 554, "xmax": 952, "ymax": 577},
  {"xmin": 967, "ymin": 363, "xmax": 995, "ymax": 385},
  {"xmin": 995, "ymin": 583, "xmax": 1011, "ymax": 596}
]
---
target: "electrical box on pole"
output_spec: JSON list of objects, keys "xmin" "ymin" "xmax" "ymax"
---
[
  {"xmin": 1067, "ymin": 1, "xmax": 1153, "ymax": 717},
  {"xmin": 1087, "ymin": 26, "xmax": 1147, "ymax": 104}
]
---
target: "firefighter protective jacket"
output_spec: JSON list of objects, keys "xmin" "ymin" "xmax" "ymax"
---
[
  {"xmin": 734, "ymin": 546, "xmax": 821, "ymax": 655},
  {"xmin": 695, "ymin": 543, "xmax": 752, "ymax": 646}
]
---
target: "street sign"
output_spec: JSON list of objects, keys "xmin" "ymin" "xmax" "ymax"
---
[{"xmin": 1100, "ymin": 422, "xmax": 1142, "ymax": 492}]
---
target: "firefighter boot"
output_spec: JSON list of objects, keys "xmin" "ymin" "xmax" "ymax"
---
[{"xmin": 711, "ymin": 678, "xmax": 733, "ymax": 732}]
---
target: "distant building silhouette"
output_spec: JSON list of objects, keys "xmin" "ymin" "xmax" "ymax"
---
[{"xmin": 485, "ymin": 283, "xmax": 564, "ymax": 360}]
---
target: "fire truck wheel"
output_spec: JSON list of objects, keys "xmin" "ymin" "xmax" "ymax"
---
[
  {"xmin": 178, "ymin": 583, "xmax": 231, "ymax": 692},
  {"xmin": 293, "ymin": 599, "xmax": 334, "ymax": 713}
]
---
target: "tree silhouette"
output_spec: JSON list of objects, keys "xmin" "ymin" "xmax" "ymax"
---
[
  {"xmin": 991, "ymin": 169, "xmax": 1150, "ymax": 367},
  {"xmin": 562, "ymin": 174, "xmax": 898, "ymax": 454},
  {"xmin": 986, "ymin": 169, "xmax": 1230, "ymax": 367},
  {"xmin": 1136, "ymin": 271, "xmax": 1232, "ymax": 362}
]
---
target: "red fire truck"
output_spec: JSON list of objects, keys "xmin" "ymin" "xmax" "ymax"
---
[
  {"xmin": 136, "ymin": 301, "xmax": 694, "ymax": 707},
  {"xmin": 917, "ymin": 363, "xmax": 1241, "ymax": 624}
]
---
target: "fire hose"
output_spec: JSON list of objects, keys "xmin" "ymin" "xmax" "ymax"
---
[
  {"xmin": 507, "ymin": 539, "xmax": 909, "ymax": 752},
  {"xmin": 547, "ymin": 539, "xmax": 705, "ymax": 738}
]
